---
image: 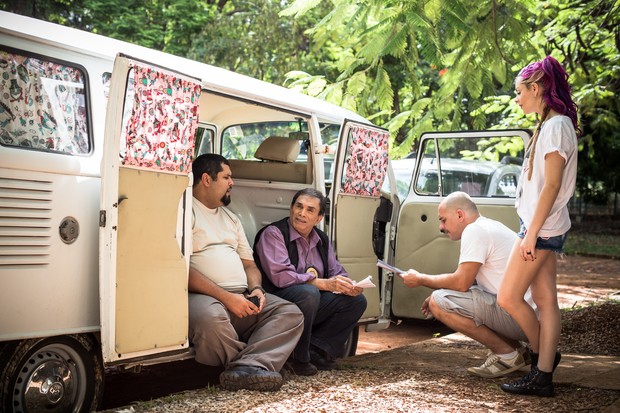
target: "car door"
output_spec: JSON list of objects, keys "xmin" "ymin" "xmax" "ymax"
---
[
  {"xmin": 99, "ymin": 55, "xmax": 201, "ymax": 363},
  {"xmin": 390, "ymin": 130, "xmax": 531, "ymax": 319},
  {"xmin": 330, "ymin": 120, "xmax": 390, "ymax": 321}
]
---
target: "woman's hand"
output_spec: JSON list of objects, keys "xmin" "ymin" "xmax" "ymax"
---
[{"xmin": 520, "ymin": 232, "xmax": 537, "ymax": 261}]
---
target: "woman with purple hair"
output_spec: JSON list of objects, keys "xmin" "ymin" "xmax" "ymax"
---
[{"xmin": 497, "ymin": 55, "xmax": 581, "ymax": 397}]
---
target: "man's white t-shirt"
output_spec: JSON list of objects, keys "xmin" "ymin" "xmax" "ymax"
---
[
  {"xmin": 460, "ymin": 216, "xmax": 534, "ymax": 306},
  {"xmin": 516, "ymin": 115, "xmax": 578, "ymax": 237},
  {"xmin": 190, "ymin": 197, "xmax": 253, "ymax": 293}
]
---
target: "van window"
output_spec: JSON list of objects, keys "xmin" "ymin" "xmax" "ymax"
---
[
  {"xmin": 0, "ymin": 48, "xmax": 90, "ymax": 154},
  {"xmin": 221, "ymin": 121, "xmax": 340, "ymax": 182},
  {"xmin": 221, "ymin": 121, "xmax": 309, "ymax": 161},
  {"xmin": 414, "ymin": 136, "xmax": 523, "ymax": 198},
  {"xmin": 195, "ymin": 126, "xmax": 214, "ymax": 157}
]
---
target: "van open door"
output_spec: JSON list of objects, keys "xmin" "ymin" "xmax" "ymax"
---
[
  {"xmin": 330, "ymin": 120, "xmax": 390, "ymax": 323},
  {"xmin": 99, "ymin": 55, "xmax": 201, "ymax": 363},
  {"xmin": 390, "ymin": 130, "xmax": 530, "ymax": 319}
]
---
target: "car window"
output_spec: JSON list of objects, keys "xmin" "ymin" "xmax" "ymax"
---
[
  {"xmin": 0, "ymin": 48, "xmax": 90, "ymax": 155},
  {"xmin": 413, "ymin": 135, "xmax": 524, "ymax": 198}
]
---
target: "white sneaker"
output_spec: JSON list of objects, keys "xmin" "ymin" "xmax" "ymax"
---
[{"xmin": 467, "ymin": 351, "xmax": 526, "ymax": 378}]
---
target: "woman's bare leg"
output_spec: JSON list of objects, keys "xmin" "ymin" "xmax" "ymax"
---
[
  {"xmin": 530, "ymin": 253, "xmax": 560, "ymax": 372},
  {"xmin": 497, "ymin": 240, "xmax": 551, "ymax": 353}
]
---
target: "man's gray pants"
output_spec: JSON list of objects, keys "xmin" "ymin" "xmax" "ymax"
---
[
  {"xmin": 189, "ymin": 292, "xmax": 303, "ymax": 372},
  {"xmin": 431, "ymin": 286, "xmax": 528, "ymax": 342}
]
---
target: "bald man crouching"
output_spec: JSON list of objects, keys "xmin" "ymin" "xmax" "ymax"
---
[{"xmin": 402, "ymin": 191, "xmax": 535, "ymax": 378}]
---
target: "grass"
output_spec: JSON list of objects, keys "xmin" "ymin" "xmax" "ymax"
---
[{"xmin": 564, "ymin": 232, "xmax": 620, "ymax": 259}]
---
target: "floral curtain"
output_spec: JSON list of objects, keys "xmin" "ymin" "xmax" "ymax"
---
[
  {"xmin": 0, "ymin": 50, "xmax": 89, "ymax": 154},
  {"xmin": 120, "ymin": 64, "xmax": 201, "ymax": 173},
  {"xmin": 342, "ymin": 126, "xmax": 389, "ymax": 197}
]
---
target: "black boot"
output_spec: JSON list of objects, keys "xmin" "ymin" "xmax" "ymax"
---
[
  {"xmin": 501, "ymin": 365, "xmax": 555, "ymax": 397},
  {"xmin": 529, "ymin": 350, "xmax": 562, "ymax": 371}
]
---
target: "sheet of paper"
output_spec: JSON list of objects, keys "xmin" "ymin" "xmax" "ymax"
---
[
  {"xmin": 334, "ymin": 275, "xmax": 376, "ymax": 294},
  {"xmin": 376, "ymin": 259, "xmax": 405, "ymax": 275},
  {"xmin": 353, "ymin": 275, "xmax": 376, "ymax": 289}
]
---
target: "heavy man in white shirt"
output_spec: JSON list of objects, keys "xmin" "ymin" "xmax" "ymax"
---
[
  {"xmin": 402, "ymin": 191, "xmax": 534, "ymax": 378},
  {"xmin": 188, "ymin": 154, "xmax": 303, "ymax": 391}
]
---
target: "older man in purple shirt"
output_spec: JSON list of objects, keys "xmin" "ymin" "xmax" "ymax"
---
[{"xmin": 254, "ymin": 188, "xmax": 367, "ymax": 376}]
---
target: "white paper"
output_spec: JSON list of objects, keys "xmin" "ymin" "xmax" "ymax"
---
[
  {"xmin": 353, "ymin": 275, "xmax": 376, "ymax": 289},
  {"xmin": 376, "ymin": 259, "xmax": 405, "ymax": 275}
]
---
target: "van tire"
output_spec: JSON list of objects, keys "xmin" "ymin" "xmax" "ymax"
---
[
  {"xmin": 342, "ymin": 326, "xmax": 360, "ymax": 358},
  {"xmin": 0, "ymin": 334, "xmax": 104, "ymax": 413}
]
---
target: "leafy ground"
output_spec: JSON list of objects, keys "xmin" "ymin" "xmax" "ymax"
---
[
  {"xmin": 560, "ymin": 300, "xmax": 620, "ymax": 356},
  {"xmin": 102, "ymin": 257, "xmax": 620, "ymax": 413}
]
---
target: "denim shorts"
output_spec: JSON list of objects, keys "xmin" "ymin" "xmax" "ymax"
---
[{"xmin": 517, "ymin": 220, "xmax": 568, "ymax": 254}]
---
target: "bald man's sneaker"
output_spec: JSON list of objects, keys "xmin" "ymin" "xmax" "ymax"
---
[{"xmin": 467, "ymin": 351, "xmax": 526, "ymax": 378}]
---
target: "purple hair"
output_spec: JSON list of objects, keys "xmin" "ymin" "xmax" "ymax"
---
[{"xmin": 518, "ymin": 56, "xmax": 581, "ymax": 136}]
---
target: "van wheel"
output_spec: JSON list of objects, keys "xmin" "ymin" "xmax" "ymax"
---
[
  {"xmin": 0, "ymin": 335, "xmax": 103, "ymax": 413},
  {"xmin": 342, "ymin": 326, "xmax": 360, "ymax": 358}
]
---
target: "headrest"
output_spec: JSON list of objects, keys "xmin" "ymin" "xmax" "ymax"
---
[{"xmin": 254, "ymin": 136, "xmax": 301, "ymax": 163}]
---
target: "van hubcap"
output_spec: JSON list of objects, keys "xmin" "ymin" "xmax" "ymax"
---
[{"xmin": 14, "ymin": 351, "xmax": 75, "ymax": 413}]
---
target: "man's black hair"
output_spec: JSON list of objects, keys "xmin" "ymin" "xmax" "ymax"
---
[{"xmin": 192, "ymin": 153, "xmax": 230, "ymax": 187}]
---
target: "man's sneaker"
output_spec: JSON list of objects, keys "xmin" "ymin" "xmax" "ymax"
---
[
  {"xmin": 467, "ymin": 351, "xmax": 526, "ymax": 378},
  {"xmin": 501, "ymin": 365, "xmax": 555, "ymax": 397},
  {"xmin": 219, "ymin": 365, "xmax": 283, "ymax": 391}
]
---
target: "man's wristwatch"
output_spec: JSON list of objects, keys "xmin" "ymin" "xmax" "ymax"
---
[{"xmin": 249, "ymin": 286, "xmax": 266, "ymax": 294}]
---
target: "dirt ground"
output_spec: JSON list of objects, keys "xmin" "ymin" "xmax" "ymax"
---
[
  {"xmin": 356, "ymin": 255, "xmax": 620, "ymax": 355},
  {"xmin": 100, "ymin": 255, "xmax": 620, "ymax": 412}
]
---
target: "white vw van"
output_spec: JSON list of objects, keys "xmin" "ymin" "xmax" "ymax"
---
[{"xmin": 0, "ymin": 11, "xmax": 528, "ymax": 413}]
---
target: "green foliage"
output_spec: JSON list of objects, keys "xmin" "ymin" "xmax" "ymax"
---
[
  {"xmin": 4, "ymin": 0, "xmax": 618, "ymax": 207},
  {"xmin": 282, "ymin": 0, "xmax": 536, "ymax": 153},
  {"xmin": 564, "ymin": 232, "xmax": 620, "ymax": 259},
  {"xmin": 283, "ymin": 0, "xmax": 619, "ymax": 210}
]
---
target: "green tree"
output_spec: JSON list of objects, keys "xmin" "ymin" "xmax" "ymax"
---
[
  {"xmin": 1, "ymin": 0, "xmax": 219, "ymax": 56},
  {"xmin": 282, "ymin": 0, "xmax": 536, "ymax": 157},
  {"xmin": 186, "ymin": 0, "xmax": 339, "ymax": 84},
  {"xmin": 283, "ymin": 0, "xmax": 619, "ymax": 213}
]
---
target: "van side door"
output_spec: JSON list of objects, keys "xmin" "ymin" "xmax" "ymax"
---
[
  {"xmin": 330, "ymin": 120, "xmax": 390, "ymax": 322},
  {"xmin": 390, "ymin": 130, "xmax": 530, "ymax": 319},
  {"xmin": 99, "ymin": 55, "xmax": 201, "ymax": 363}
]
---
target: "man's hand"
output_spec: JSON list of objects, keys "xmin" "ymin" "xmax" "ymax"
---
[
  {"xmin": 224, "ymin": 293, "xmax": 261, "ymax": 318},
  {"xmin": 402, "ymin": 269, "xmax": 425, "ymax": 288},
  {"xmin": 316, "ymin": 275, "xmax": 360, "ymax": 296},
  {"xmin": 421, "ymin": 296, "xmax": 432, "ymax": 318},
  {"xmin": 246, "ymin": 289, "xmax": 265, "ymax": 312}
]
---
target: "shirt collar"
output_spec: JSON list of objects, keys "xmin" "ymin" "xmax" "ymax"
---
[{"xmin": 287, "ymin": 218, "xmax": 321, "ymax": 246}]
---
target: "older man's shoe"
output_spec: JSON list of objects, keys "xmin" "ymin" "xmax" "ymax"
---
[
  {"xmin": 285, "ymin": 359, "xmax": 318, "ymax": 376},
  {"xmin": 219, "ymin": 365, "xmax": 283, "ymax": 391},
  {"xmin": 310, "ymin": 348, "xmax": 338, "ymax": 371}
]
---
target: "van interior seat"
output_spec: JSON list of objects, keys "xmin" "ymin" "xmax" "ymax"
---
[
  {"xmin": 228, "ymin": 136, "xmax": 311, "ymax": 184},
  {"xmin": 254, "ymin": 136, "xmax": 300, "ymax": 163}
]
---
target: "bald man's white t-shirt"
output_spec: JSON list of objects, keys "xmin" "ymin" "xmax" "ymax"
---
[{"xmin": 459, "ymin": 216, "xmax": 534, "ymax": 306}]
